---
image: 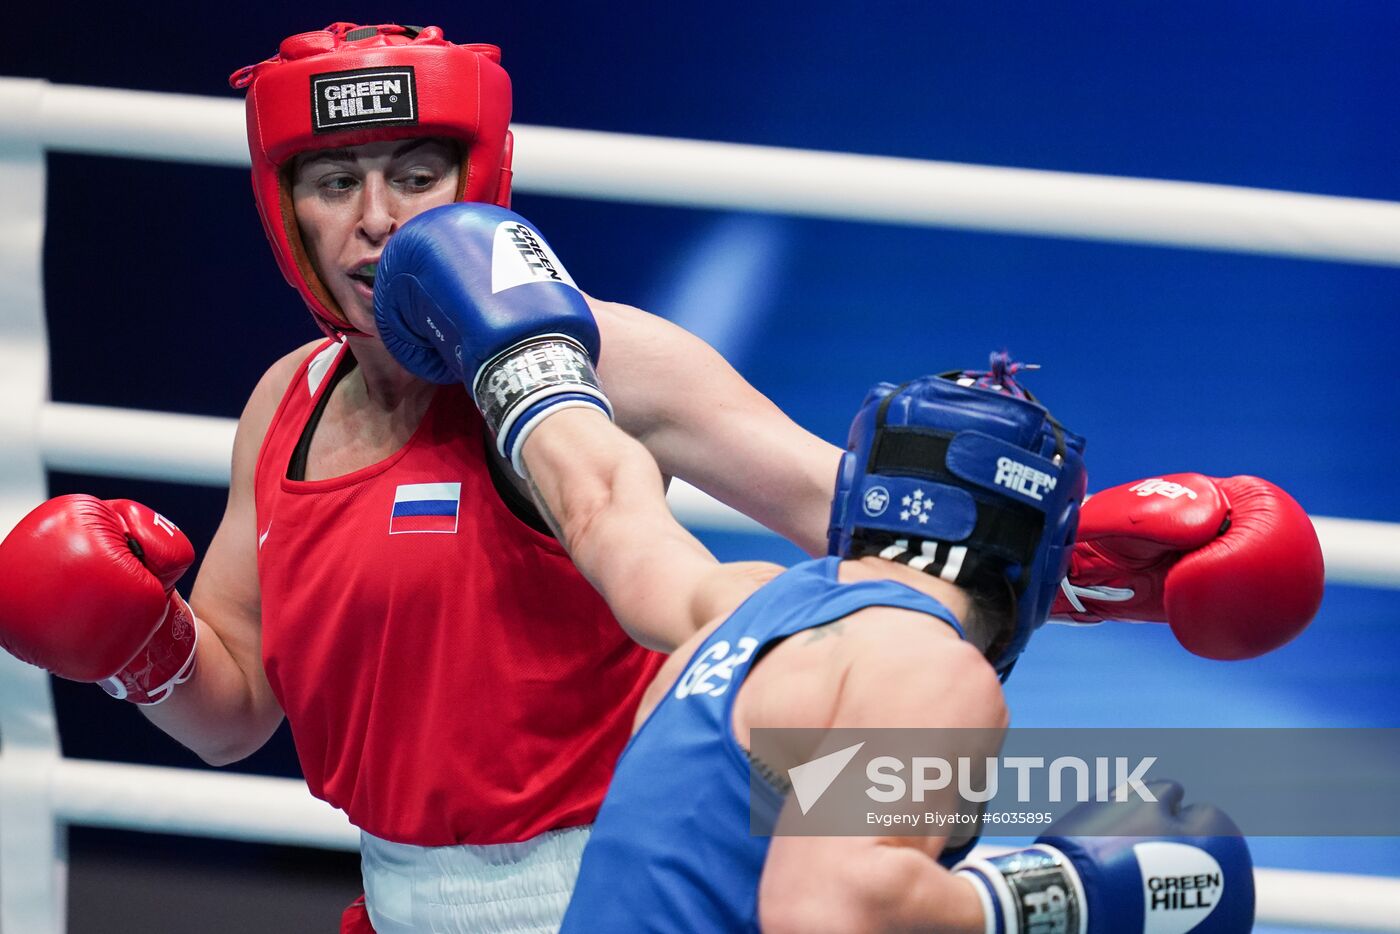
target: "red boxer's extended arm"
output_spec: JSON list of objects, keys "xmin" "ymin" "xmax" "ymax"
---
[{"xmin": 591, "ymin": 297, "xmax": 841, "ymax": 557}]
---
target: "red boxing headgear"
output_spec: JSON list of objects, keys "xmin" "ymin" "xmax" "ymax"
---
[{"xmin": 230, "ymin": 23, "xmax": 514, "ymax": 338}]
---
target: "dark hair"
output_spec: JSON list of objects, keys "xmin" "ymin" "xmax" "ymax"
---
[{"xmin": 960, "ymin": 574, "xmax": 1017, "ymax": 660}]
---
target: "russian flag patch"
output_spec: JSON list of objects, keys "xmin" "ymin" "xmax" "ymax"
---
[{"xmin": 389, "ymin": 482, "xmax": 461, "ymax": 534}]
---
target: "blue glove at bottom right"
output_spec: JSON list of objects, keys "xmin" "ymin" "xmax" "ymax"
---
[{"xmin": 954, "ymin": 781, "xmax": 1254, "ymax": 934}]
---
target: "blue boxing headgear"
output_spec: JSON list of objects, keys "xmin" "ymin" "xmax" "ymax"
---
[{"xmin": 827, "ymin": 354, "xmax": 1087, "ymax": 676}]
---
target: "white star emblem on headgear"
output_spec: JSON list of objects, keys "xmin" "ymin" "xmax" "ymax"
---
[{"xmin": 899, "ymin": 488, "xmax": 933, "ymax": 523}]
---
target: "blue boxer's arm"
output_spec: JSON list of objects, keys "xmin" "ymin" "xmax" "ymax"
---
[
  {"xmin": 519, "ymin": 407, "xmax": 777, "ymax": 652},
  {"xmin": 954, "ymin": 781, "xmax": 1254, "ymax": 934},
  {"xmin": 374, "ymin": 203, "xmax": 612, "ymax": 474}
]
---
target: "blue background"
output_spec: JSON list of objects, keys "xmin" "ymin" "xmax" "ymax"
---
[{"xmin": 6, "ymin": 2, "xmax": 1398, "ymax": 931}]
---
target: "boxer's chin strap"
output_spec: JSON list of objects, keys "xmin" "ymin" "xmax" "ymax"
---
[{"xmin": 311, "ymin": 311, "xmax": 361, "ymax": 344}]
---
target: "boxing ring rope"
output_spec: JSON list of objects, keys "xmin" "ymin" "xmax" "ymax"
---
[
  {"xmin": 2, "ymin": 77, "xmax": 1399, "ymax": 933},
  {"xmin": 8, "ymin": 81, "xmax": 1400, "ymax": 264},
  {"xmin": 36, "ymin": 401, "xmax": 1400, "ymax": 585}
]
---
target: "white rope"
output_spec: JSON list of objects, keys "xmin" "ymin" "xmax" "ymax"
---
[
  {"xmin": 49, "ymin": 759, "xmax": 358, "ymax": 851},
  {"xmin": 17, "ymin": 758, "xmax": 1400, "ymax": 931},
  {"xmin": 510, "ymin": 125, "xmax": 1400, "ymax": 267},
  {"xmin": 1252, "ymin": 868, "xmax": 1400, "ymax": 932},
  {"xmin": 1309, "ymin": 516, "xmax": 1400, "ymax": 590},
  {"xmin": 5, "ymin": 79, "xmax": 1400, "ymax": 267},
  {"xmin": 16, "ymin": 83, "xmax": 248, "ymax": 166},
  {"xmin": 36, "ymin": 402, "xmax": 1400, "ymax": 588},
  {"xmin": 41, "ymin": 402, "xmax": 236, "ymax": 487}
]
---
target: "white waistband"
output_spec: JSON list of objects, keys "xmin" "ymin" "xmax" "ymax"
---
[{"xmin": 360, "ymin": 825, "xmax": 591, "ymax": 934}]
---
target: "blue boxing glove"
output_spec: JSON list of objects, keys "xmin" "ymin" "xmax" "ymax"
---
[
  {"xmin": 374, "ymin": 203, "xmax": 613, "ymax": 474},
  {"xmin": 954, "ymin": 782, "xmax": 1253, "ymax": 934}
]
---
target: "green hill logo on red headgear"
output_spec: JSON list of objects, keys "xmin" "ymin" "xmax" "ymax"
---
[{"xmin": 312, "ymin": 66, "xmax": 418, "ymax": 132}]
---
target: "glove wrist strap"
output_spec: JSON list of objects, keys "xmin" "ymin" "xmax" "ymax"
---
[
  {"xmin": 472, "ymin": 336, "xmax": 614, "ymax": 475},
  {"xmin": 99, "ymin": 593, "xmax": 200, "ymax": 705},
  {"xmin": 954, "ymin": 845, "xmax": 1087, "ymax": 934}
]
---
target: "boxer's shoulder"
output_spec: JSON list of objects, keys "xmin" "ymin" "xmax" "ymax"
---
[
  {"xmin": 238, "ymin": 340, "xmax": 330, "ymax": 431},
  {"xmin": 741, "ymin": 603, "xmax": 1005, "ymax": 733},
  {"xmin": 229, "ymin": 339, "xmax": 329, "ymax": 480}
]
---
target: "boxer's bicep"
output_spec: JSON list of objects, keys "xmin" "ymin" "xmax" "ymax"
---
[{"xmin": 591, "ymin": 298, "xmax": 841, "ymax": 556}]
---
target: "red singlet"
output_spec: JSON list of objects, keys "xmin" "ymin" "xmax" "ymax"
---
[{"xmin": 255, "ymin": 341, "xmax": 663, "ymax": 846}]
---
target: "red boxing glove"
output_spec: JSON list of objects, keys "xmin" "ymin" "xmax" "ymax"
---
[
  {"xmin": 0, "ymin": 495, "xmax": 199, "ymax": 704},
  {"xmin": 1052, "ymin": 473, "xmax": 1324, "ymax": 660}
]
